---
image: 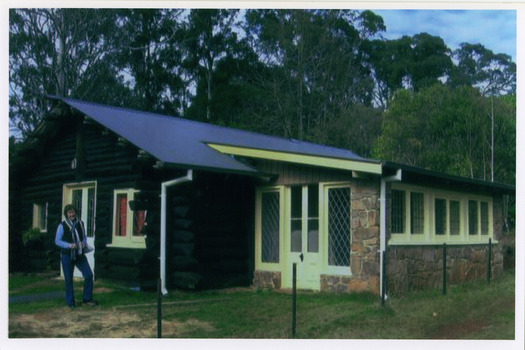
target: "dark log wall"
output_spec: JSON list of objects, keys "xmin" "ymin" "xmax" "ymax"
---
[{"xmin": 165, "ymin": 173, "xmax": 255, "ymax": 290}]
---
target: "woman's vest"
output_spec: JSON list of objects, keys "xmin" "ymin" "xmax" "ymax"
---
[{"xmin": 59, "ymin": 220, "xmax": 86, "ymax": 254}]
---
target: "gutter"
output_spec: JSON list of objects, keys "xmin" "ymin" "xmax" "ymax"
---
[
  {"xmin": 160, "ymin": 169, "xmax": 193, "ymax": 295},
  {"xmin": 379, "ymin": 168, "xmax": 402, "ymax": 297}
]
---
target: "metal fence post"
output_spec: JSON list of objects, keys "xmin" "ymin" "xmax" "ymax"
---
[
  {"xmin": 157, "ymin": 278, "xmax": 162, "ymax": 338},
  {"xmin": 292, "ymin": 263, "xmax": 297, "ymax": 338},
  {"xmin": 442, "ymin": 243, "xmax": 447, "ymax": 295},
  {"xmin": 488, "ymin": 238, "xmax": 492, "ymax": 285}
]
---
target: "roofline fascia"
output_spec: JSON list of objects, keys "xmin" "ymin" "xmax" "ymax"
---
[
  {"xmin": 207, "ymin": 143, "xmax": 382, "ymax": 174},
  {"xmin": 381, "ymin": 161, "xmax": 515, "ymax": 193}
]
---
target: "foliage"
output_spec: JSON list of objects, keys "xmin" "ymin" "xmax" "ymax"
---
[
  {"xmin": 21, "ymin": 227, "xmax": 46, "ymax": 246},
  {"xmin": 374, "ymin": 84, "xmax": 515, "ymax": 184}
]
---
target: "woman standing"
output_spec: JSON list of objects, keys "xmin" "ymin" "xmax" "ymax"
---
[{"xmin": 55, "ymin": 204, "xmax": 97, "ymax": 309}]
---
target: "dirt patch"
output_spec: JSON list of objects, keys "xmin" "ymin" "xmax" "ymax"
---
[
  {"xmin": 434, "ymin": 321, "xmax": 488, "ymax": 339},
  {"xmin": 9, "ymin": 306, "xmax": 216, "ymax": 338}
]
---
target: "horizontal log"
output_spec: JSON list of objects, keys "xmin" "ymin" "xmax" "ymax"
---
[
  {"xmin": 169, "ymin": 272, "xmax": 202, "ymax": 290},
  {"xmin": 97, "ymin": 248, "xmax": 144, "ymax": 265},
  {"xmin": 172, "ymin": 206, "xmax": 190, "ymax": 218},
  {"xmin": 170, "ymin": 243, "xmax": 195, "ymax": 257},
  {"xmin": 169, "ymin": 256, "xmax": 198, "ymax": 270},
  {"xmin": 173, "ymin": 219, "xmax": 192, "ymax": 230},
  {"xmin": 170, "ymin": 230, "xmax": 194, "ymax": 243}
]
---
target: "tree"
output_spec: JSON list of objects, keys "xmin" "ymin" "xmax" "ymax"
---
[
  {"xmin": 9, "ymin": 9, "xmax": 127, "ymax": 139},
  {"xmin": 373, "ymin": 84, "xmax": 514, "ymax": 185},
  {"xmin": 363, "ymin": 33, "xmax": 452, "ymax": 109},
  {"xmin": 182, "ymin": 9, "xmax": 240, "ymax": 122}
]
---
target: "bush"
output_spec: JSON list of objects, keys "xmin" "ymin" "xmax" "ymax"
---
[{"xmin": 22, "ymin": 227, "xmax": 46, "ymax": 246}]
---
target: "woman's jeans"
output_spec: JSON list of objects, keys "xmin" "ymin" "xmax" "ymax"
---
[{"xmin": 61, "ymin": 252, "xmax": 93, "ymax": 307}]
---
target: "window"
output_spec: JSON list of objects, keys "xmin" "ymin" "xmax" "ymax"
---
[
  {"xmin": 389, "ymin": 184, "xmax": 493, "ymax": 244},
  {"xmin": 468, "ymin": 200, "xmax": 478, "ymax": 235},
  {"xmin": 111, "ymin": 189, "xmax": 146, "ymax": 248},
  {"xmin": 410, "ymin": 192, "xmax": 425, "ymax": 234},
  {"xmin": 391, "ymin": 190, "xmax": 405, "ymax": 233},
  {"xmin": 307, "ymin": 184, "xmax": 319, "ymax": 253},
  {"xmin": 480, "ymin": 202, "xmax": 489, "ymax": 235},
  {"xmin": 328, "ymin": 187, "xmax": 351, "ymax": 267},
  {"xmin": 261, "ymin": 191, "xmax": 280, "ymax": 263},
  {"xmin": 449, "ymin": 200, "xmax": 461, "ymax": 235},
  {"xmin": 32, "ymin": 202, "xmax": 48, "ymax": 232},
  {"xmin": 434, "ymin": 198, "xmax": 447, "ymax": 235}
]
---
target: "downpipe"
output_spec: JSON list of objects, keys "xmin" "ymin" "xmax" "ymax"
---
[{"xmin": 160, "ymin": 169, "xmax": 193, "ymax": 295}]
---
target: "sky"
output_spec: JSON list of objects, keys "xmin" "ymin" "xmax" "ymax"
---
[{"xmin": 373, "ymin": 9, "xmax": 517, "ymax": 62}]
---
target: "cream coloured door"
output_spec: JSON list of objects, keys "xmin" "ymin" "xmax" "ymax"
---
[
  {"xmin": 283, "ymin": 184, "xmax": 321, "ymax": 290},
  {"xmin": 62, "ymin": 182, "xmax": 97, "ymax": 277}
]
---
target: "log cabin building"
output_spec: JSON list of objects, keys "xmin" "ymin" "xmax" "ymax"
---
[{"xmin": 10, "ymin": 96, "xmax": 514, "ymax": 295}]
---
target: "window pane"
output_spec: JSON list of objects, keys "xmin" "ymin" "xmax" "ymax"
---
[
  {"xmin": 291, "ymin": 220, "xmax": 302, "ymax": 252},
  {"xmin": 291, "ymin": 186, "xmax": 302, "ymax": 219},
  {"xmin": 307, "ymin": 219, "xmax": 319, "ymax": 253},
  {"xmin": 449, "ymin": 200, "xmax": 460, "ymax": 235},
  {"xmin": 328, "ymin": 187, "xmax": 351, "ymax": 267},
  {"xmin": 72, "ymin": 189, "xmax": 82, "ymax": 217},
  {"xmin": 308, "ymin": 184, "xmax": 319, "ymax": 218},
  {"xmin": 391, "ymin": 190, "xmax": 406, "ymax": 233},
  {"xmin": 468, "ymin": 200, "xmax": 478, "ymax": 235},
  {"xmin": 410, "ymin": 192, "xmax": 424, "ymax": 234},
  {"xmin": 116, "ymin": 194, "xmax": 128, "ymax": 237},
  {"xmin": 435, "ymin": 198, "xmax": 447, "ymax": 235},
  {"xmin": 261, "ymin": 192, "xmax": 280, "ymax": 263},
  {"xmin": 480, "ymin": 202, "xmax": 489, "ymax": 235},
  {"xmin": 133, "ymin": 210, "xmax": 147, "ymax": 236},
  {"xmin": 87, "ymin": 188, "xmax": 95, "ymax": 237}
]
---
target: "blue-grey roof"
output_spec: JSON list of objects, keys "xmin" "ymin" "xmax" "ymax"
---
[{"xmin": 52, "ymin": 97, "xmax": 373, "ymax": 174}]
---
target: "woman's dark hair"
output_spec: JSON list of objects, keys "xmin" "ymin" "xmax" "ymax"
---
[{"xmin": 63, "ymin": 204, "xmax": 78, "ymax": 217}]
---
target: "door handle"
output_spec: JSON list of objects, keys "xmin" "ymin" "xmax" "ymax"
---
[{"xmin": 299, "ymin": 253, "xmax": 304, "ymax": 262}]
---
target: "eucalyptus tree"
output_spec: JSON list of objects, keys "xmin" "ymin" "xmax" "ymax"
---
[
  {"xmin": 9, "ymin": 8, "xmax": 125, "ymax": 139},
  {"xmin": 244, "ymin": 9, "xmax": 384, "ymax": 140}
]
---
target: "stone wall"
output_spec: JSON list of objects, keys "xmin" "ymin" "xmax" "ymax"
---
[
  {"xmin": 253, "ymin": 270, "xmax": 281, "ymax": 289},
  {"xmin": 321, "ymin": 179, "xmax": 381, "ymax": 294},
  {"xmin": 386, "ymin": 243, "xmax": 503, "ymax": 295}
]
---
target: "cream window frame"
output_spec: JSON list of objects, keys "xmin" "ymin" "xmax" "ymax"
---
[
  {"xmin": 32, "ymin": 202, "xmax": 48, "ymax": 232},
  {"xmin": 389, "ymin": 184, "xmax": 495, "ymax": 245},
  {"xmin": 109, "ymin": 189, "xmax": 146, "ymax": 249},
  {"xmin": 255, "ymin": 186, "xmax": 284, "ymax": 272}
]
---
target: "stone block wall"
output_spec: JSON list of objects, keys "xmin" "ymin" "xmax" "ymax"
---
[
  {"xmin": 321, "ymin": 179, "xmax": 381, "ymax": 294},
  {"xmin": 386, "ymin": 243, "xmax": 503, "ymax": 295},
  {"xmin": 253, "ymin": 270, "xmax": 281, "ymax": 289}
]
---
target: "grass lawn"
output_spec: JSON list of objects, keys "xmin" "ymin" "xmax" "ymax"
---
[{"xmin": 8, "ymin": 269, "xmax": 515, "ymax": 339}]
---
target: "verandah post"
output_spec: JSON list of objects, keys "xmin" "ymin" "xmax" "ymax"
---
[
  {"xmin": 488, "ymin": 238, "xmax": 492, "ymax": 285},
  {"xmin": 442, "ymin": 243, "xmax": 447, "ymax": 295},
  {"xmin": 292, "ymin": 263, "xmax": 297, "ymax": 338},
  {"xmin": 381, "ymin": 250, "xmax": 387, "ymax": 306},
  {"xmin": 157, "ymin": 278, "xmax": 162, "ymax": 338}
]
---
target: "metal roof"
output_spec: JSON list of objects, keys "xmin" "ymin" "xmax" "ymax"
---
[{"xmin": 51, "ymin": 96, "xmax": 374, "ymax": 175}]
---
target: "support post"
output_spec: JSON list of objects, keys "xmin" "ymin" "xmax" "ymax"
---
[
  {"xmin": 292, "ymin": 263, "xmax": 297, "ymax": 338},
  {"xmin": 157, "ymin": 278, "xmax": 162, "ymax": 338},
  {"xmin": 442, "ymin": 243, "xmax": 447, "ymax": 295},
  {"xmin": 488, "ymin": 238, "xmax": 492, "ymax": 285}
]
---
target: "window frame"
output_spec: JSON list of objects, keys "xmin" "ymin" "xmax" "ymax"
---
[
  {"xmin": 389, "ymin": 184, "xmax": 494, "ymax": 245},
  {"xmin": 32, "ymin": 202, "xmax": 48, "ymax": 232},
  {"xmin": 322, "ymin": 183, "xmax": 352, "ymax": 276},
  {"xmin": 255, "ymin": 186, "xmax": 284, "ymax": 272},
  {"xmin": 109, "ymin": 189, "xmax": 146, "ymax": 249}
]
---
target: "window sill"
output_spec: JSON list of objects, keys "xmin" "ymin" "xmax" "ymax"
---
[{"xmin": 106, "ymin": 242, "xmax": 146, "ymax": 249}]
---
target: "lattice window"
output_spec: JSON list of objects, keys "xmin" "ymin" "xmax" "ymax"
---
[
  {"xmin": 391, "ymin": 189, "xmax": 406, "ymax": 233},
  {"xmin": 410, "ymin": 192, "xmax": 424, "ymax": 234},
  {"xmin": 261, "ymin": 191, "xmax": 280, "ymax": 263},
  {"xmin": 328, "ymin": 187, "xmax": 351, "ymax": 267}
]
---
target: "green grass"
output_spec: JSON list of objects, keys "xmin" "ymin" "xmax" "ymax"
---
[{"xmin": 8, "ymin": 270, "xmax": 516, "ymax": 339}]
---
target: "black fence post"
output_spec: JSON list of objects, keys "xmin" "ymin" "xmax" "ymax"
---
[
  {"xmin": 292, "ymin": 263, "xmax": 297, "ymax": 338},
  {"xmin": 488, "ymin": 238, "xmax": 492, "ymax": 285},
  {"xmin": 381, "ymin": 250, "xmax": 387, "ymax": 306},
  {"xmin": 157, "ymin": 278, "xmax": 162, "ymax": 338},
  {"xmin": 442, "ymin": 243, "xmax": 447, "ymax": 295}
]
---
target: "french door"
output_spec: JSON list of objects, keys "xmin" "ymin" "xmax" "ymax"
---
[{"xmin": 62, "ymin": 182, "xmax": 97, "ymax": 277}]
